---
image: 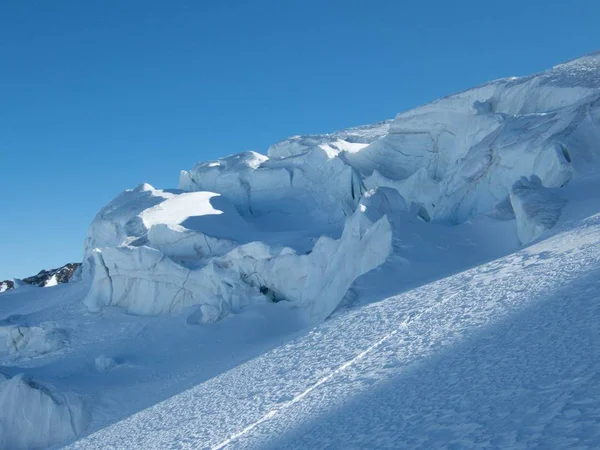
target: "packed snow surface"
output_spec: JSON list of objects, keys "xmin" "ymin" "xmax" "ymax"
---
[
  {"xmin": 2, "ymin": 51, "xmax": 600, "ymax": 449},
  {"xmin": 66, "ymin": 211, "xmax": 600, "ymax": 449}
]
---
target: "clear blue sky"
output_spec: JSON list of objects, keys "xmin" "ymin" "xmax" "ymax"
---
[{"xmin": 0, "ymin": 0, "xmax": 598, "ymax": 279}]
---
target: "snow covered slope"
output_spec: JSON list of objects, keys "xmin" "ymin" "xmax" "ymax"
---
[
  {"xmin": 64, "ymin": 209, "xmax": 600, "ymax": 450},
  {"xmin": 2, "ymin": 51, "xmax": 600, "ymax": 449}
]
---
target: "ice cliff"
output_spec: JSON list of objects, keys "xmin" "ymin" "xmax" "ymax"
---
[
  {"xmin": 83, "ymin": 52, "xmax": 600, "ymax": 323},
  {"xmin": 0, "ymin": 374, "xmax": 85, "ymax": 450}
]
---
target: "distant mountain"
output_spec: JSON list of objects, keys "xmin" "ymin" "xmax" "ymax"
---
[{"xmin": 0, "ymin": 263, "xmax": 81, "ymax": 293}]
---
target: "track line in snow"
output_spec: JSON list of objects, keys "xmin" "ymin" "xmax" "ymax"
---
[
  {"xmin": 211, "ymin": 329, "xmax": 399, "ymax": 449},
  {"xmin": 211, "ymin": 291, "xmax": 460, "ymax": 450}
]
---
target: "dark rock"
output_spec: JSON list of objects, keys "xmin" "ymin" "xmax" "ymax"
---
[{"xmin": 1, "ymin": 263, "xmax": 81, "ymax": 293}]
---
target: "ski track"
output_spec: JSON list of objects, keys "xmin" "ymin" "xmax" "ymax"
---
[
  {"xmin": 212, "ymin": 328, "xmax": 401, "ymax": 450},
  {"xmin": 63, "ymin": 213, "xmax": 600, "ymax": 450},
  {"xmin": 212, "ymin": 291, "xmax": 459, "ymax": 450}
]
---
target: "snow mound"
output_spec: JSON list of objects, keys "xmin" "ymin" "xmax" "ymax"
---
[
  {"xmin": 139, "ymin": 191, "xmax": 257, "ymax": 242},
  {"xmin": 86, "ymin": 187, "xmax": 256, "ymax": 261},
  {"xmin": 84, "ymin": 183, "xmax": 180, "ymax": 260},
  {"xmin": 95, "ymin": 355, "xmax": 117, "ymax": 372},
  {"xmin": 510, "ymin": 175, "xmax": 567, "ymax": 245},
  {"xmin": 267, "ymin": 120, "xmax": 391, "ymax": 158},
  {"xmin": 0, "ymin": 374, "xmax": 85, "ymax": 450}
]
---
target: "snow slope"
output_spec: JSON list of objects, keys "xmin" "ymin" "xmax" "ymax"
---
[
  {"xmin": 64, "ymin": 208, "xmax": 600, "ymax": 449},
  {"xmin": 1, "ymin": 51, "xmax": 600, "ymax": 449}
]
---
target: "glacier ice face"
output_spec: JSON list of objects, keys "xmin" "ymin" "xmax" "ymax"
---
[
  {"xmin": 342, "ymin": 53, "xmax": 599, "ymax": 222},
  {"xmin": 84, "ymin": 188, "xmax": 394, "ymax": 323},
  {"xmin": 0, "ymin": 374, "xmax": 85, "ymax": 450},
  {"xmin": 250, "ymin": 196, "xmax": 393, "ymax": 322},
  {"xmin": 510, "ymin": 175, "xmax": 567, "ymax": 245},
  {"xmin": 179, "ymin": 147, "xmax": 364, "ymax": 233},
  {"xmin": 85, "ymin": 188, "xmax": 259, "ymax": 263},
  {"xmin": 5, "ymin": 324, "xmax": 69, "ymax": 358},
  {"xmin": 82, "ymin": 52, "xmax": 600, "ymax": 324},
  {"xmin": 179, "ymin": 53, "xmax": 599, "ymax": 227}
]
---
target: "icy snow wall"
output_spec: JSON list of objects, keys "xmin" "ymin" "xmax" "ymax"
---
[
  {"xmin": 0, "ymin": 374, "xmax": 85, "ymax": 450},
  {"xmin": 84, "ymin": 52, "xmax": 600, "ymax": 323},
  {"xmin": 84, "ymin": 184, "xmax": 393, "ymax": 323}
]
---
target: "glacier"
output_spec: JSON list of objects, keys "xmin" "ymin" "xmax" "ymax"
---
[
  {"xmin": 82, "ymin": 53, "xmax": 600, "ymax": 324},
  {"xmin": 83, "ymin": 184, "xmax": 392, "ymax": 323},
  {"xmin": 1, "ymin": 51, "xmax": 600, "ymax": 449}
]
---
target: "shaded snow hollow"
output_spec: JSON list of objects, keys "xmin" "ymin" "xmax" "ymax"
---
[{"xmin": 2, "ymin": 51, "xmax": 600, "ymax": 450}]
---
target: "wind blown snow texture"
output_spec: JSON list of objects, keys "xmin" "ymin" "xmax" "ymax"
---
[
  {"xmin": 2, "ymin": 52, "xmax": 600, "ymax": 449},
  {"xmin": 65, "ymin": 212, "xmax": 600, "ymax": 449}
]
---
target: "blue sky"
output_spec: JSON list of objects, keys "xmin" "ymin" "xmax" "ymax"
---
[{"xmin": 0, "ymin": 0, "xmax": 598, "ymax": 279}]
